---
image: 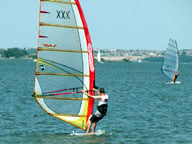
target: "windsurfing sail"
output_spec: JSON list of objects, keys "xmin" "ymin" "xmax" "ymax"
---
[
  {"xmin": 161, "ymin": 39, "xmax": 179, "ymax": 80},
  {"xmin": 33, "ymin": 0, "xmax": 95, "ymax": 130},
  {"xmin": 97, "ymin": 50, "xmax": 101, "ymax": 63}
]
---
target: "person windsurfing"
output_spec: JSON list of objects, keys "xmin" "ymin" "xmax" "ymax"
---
[
  {"xmin": 173, "ymin": 71, "xmax": 179, "ymax": 83},
  {"xmin": 82, "ymin": 88, "xmax": 108, "ymax": 134}
]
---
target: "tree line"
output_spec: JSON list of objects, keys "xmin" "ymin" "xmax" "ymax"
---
[{"xmin": 0, "ymin": 48, "xmax": 35, "ymax": 58}]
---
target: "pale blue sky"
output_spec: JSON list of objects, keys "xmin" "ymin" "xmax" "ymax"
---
[{"xmin": 0, "ymin": 0, "xmax": 192, "ymax": 50}]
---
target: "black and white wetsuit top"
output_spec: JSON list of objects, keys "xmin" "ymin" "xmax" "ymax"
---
[{"xmin": 97, "ymin": 94, "xmax": 108, "ymax": 115}]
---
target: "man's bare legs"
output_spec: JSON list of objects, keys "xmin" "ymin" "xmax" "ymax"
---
[
  {"xmin": 85, "ymin": 120, "xmax": 92, "ymax": 134},
  {"xmin": 90, "ymin": 122, "xmax": 96, "ymax": 134}
]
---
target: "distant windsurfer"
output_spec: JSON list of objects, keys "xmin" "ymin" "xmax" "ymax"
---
[
  {"xmin": 82, "ymin": 88, "xmax": 108, "ymax": 134},
  {"xmin": 173, "ymin": 71, "xmax": 179, "ymax": 83}
]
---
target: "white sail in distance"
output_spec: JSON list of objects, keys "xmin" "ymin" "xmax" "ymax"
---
[
  {"xmin": 162, "ymin": 39, "xmax": 179, "ymax": 80},
  {"xmin": 97, "ymin": 50, "xmax": 101, "ymax": 63}
]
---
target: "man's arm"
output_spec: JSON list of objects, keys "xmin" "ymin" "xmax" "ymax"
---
[
  {"xmin": 93, "ymin": 88, "xmax": 100, "ymax": 95},
  {"xmin": 82, "ymin": 90, "xmax": 101, "ymax": 99}
]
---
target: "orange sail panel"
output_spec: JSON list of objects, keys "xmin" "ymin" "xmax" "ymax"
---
[{"xmin": 34, "ymin": 0, "xmax": 95, "ymax": 130}]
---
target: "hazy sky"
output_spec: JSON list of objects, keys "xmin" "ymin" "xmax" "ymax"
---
[{"xmin": 0, "ymin": 0, "xmax": 192, "ymax": 50}]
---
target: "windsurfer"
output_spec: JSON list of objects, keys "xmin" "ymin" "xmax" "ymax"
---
[
  {"xmin": 173, "ymin": 71, "xmax": 179, "ymax": 83},
  {"xmin": 82, "ymin": 88, "xmax": 108, "ymax": 134}
]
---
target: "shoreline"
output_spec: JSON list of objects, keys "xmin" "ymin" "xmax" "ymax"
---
[
  {"xmin": 0, "ymin": 57, "xmax": 34, "ymax": 60},
  {"xmin": 0, "ymin": 56, "xmax": 163, "ymax": 62},
  {"xmin": 100, "ymin": 56, "xmax": 148, "ymax": 62}
]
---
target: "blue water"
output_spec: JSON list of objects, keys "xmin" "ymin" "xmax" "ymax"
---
[{"xmin": 1, "ymin": 60, "xmax": 192, "ymax": 144}]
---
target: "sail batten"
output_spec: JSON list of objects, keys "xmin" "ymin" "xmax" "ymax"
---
[
  {"xmin": 168, "ymin": 44, "xmax": 177, "ymax": 49},
  {"xmin": 34, "ymin": 0, "xmax": 95, "ymax": 130},
  {"xmin": 167, "ymin": 47, "xmax": 177, "ymax": 52},
  {"xmin": 40, "ymin": 22, "xmax": 83, "ymax": 29},
  {"xmin": 162, "ymin": 39, "xmax": 178, "ymax": 80},
  {"xmin": 35, "ymin": 96, "xmax": 88, "ymax": 100},
  {"xmin": 165, "ymin": 54, "xmax": 177, "ymax": 59},
  {"xmin": 36, "ymin": 72, "xmax": 89, "ymax": 77},
  {"xmin": 53, "ymin": 114, "xmax": 86, "ymax": 117},
  {"xmin": 38, "ymin": 48, "xmax": 88, "ymax": 53},
  {"xmin": 163, "ymin": 68, "xmax": 174, "ymax": 73},
  {"xmin": 41, "ymin": 0, "xmax": 76, "ymax": 5}
]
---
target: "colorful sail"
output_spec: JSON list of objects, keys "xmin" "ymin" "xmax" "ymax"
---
[
  {"xmin": 33, "ymin": 0, "xmax": 95, "ymax": 130},
  {"xmin": 161, "ymin": 39, "xmax": 178, "ymax": 80}
]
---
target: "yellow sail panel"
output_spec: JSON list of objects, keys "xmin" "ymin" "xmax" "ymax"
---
[
  {"xmin": 34, "ymin": 0, "xmax": 95, "ymax": 130},
  {"xmin": 35, "ymin": 95, "xmax": 89, "ymax": 130},
  {"xmin": 53, "ymin": 98, "xmax": 89, "ymax": 130}
]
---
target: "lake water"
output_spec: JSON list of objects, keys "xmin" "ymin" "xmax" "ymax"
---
[{"xmin": 0, "ymin": 60, "xmax": 192, "ymax": 144}]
